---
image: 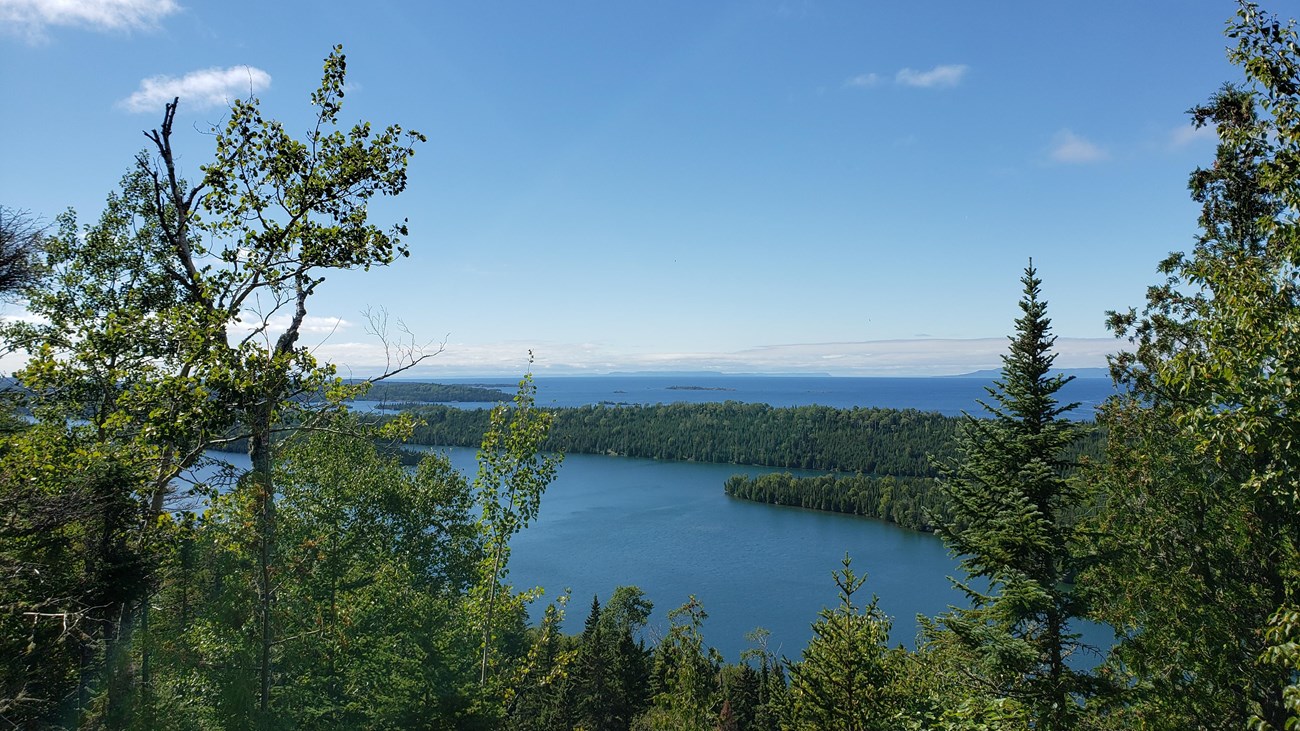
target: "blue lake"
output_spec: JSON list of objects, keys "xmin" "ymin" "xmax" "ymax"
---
[
  {"xmin": 207, "ymin": 375, "xmax": 1117, "ymax": 664},
  {"xmin": 356, "ymin": 374, "xmax": 1118, "ymax": 420},
  {"xmin": 413, "ymin": 445, "xmax": 1109, "ymax": 665},
  {"xmin": 434, "ymin": 445, "xmax": 963, "ymax": 661}
]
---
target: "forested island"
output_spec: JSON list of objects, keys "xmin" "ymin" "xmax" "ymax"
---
[
  {"xmin": 349, "ymin": 380, "xmax": 510, "ymax": 403},
  {"xmin": 724, "ymin": 471, "xmax": 946, "ymax": 531},
  {"xmin": 396, "ymin": 400, "xmax": 1103, "ymax": 532},
  {"xmin": 404, "ymin": 401, "xmax": 961, "ymax": 473}
]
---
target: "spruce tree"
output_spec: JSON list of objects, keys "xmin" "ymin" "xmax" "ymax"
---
[
  {"xmin": 785, "ymin": 554, "xmax": 898, "ymax": 731},
  {"xmin": 574, "ymin": 595, "xmax": 616, "ymax": 731},
  {"xmin": 930, "ymin": 262, "xmax": 1091, "ymax": 729}
]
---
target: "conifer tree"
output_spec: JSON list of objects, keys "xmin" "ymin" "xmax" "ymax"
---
[
  {"xmin": 574, "ymin": 595, "xmax": 616, "ymax": 731},
  {"xmin": 603, "ymin": 587, "xmax": 653, "ymax": 731},
  {"xmin": 785, "ymin": 554, "xmax": 898, "ymax": 731},
  {"xmin": 641, "ymin": 597, "xmax": 719, "ymax": 731},
  {"xmin": 930, "ymin": 262, "xmax": 1091, "ymax": 729}
]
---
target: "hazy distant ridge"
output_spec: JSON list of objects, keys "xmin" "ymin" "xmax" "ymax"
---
[{"xmin": 943, "ymin": 367, "xmax": 1111, "ymax": 379}]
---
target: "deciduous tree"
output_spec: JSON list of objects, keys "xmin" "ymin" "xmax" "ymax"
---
[
  {"xmin": 1094, "ymin": 5, "xmax": 1300, "ymax": 724},
  {"xmin": 2, "ymin": 45, "xmax": 428, "ymax": 725}
]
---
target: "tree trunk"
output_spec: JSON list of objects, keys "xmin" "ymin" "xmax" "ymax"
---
[{"xmin": 249, "ymin": 401, "xmax": 277, "ymax": 721}]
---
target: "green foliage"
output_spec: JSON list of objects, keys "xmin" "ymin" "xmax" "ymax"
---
[
  {"xmin": 7, "ymin": 44, "xmax": 427, "ymax": 515},
  {"xmin": 785, "ymin": 555, "xmax": 901, "ymax": 731},
  {"xmin": 642, "ymin": 596, "xmax": 722, "ymax": 731},
  {"xmin": 272, "ymin": 424, "xmax": 484, "ymax": 727},
  {"xmin": 506, "ymin": 591, "xmax": 578, "ymax": 731},
  {"xmin": 409, "ymin": 400, "xmax": 973, "ymax": 476},
  {"xmin": 505, "ymin": 586, "xmax": 652, "ymax": 731},
  {"xmin": 929, "ymin": 263, "xmax": 1095, "ymax": 729},
  {"xmin": 1084, "ymin": 395, "xmax": 1284, "ymax": 729},
  {"xmin": 355, "ymin": 380, "xmax": 510, "ymax": 405},
  {"xmin": 0, "ymin": 425, "xmax": 152, "ymax": 728},
  {"xmin": 473, "ymin": 369, "xmax": 563, "ymax": 703},
  {"xmin": 136, "ymin": 424, "xmax": 494, "ymax": 729},
  {"xmin": 724, "ymin": 471, "xmax": 946, "ymax": 532},
  {"xmin": 0, "ymin": 45, "xmax": 429, "ymax": 726},
  {"xmin": 1092, "ymin": 6, "xmax": 1300, "ymax": 724}
]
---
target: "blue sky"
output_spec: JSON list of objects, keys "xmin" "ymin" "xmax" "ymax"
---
[{"xmin": 0, "ymin": 0, "xmax": 1254, "ymax": 376}]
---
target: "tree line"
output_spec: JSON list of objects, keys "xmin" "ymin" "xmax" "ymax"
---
[
  {"xmin": 400, "ymin": 399, "xmax": 1103, "ymax": 532},
  {"xmin": 408, "ymin": 401, "xmax": 962, "ymax": 475},
  {"xmin": 723, "ymin": 472, "xmax": 946, "ymax": 532},
  {"xmin": 352, "ymin": 380, "xmax": 510, "ymax": 404}
]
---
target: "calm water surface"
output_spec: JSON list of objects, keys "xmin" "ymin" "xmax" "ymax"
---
[
  {"xmin": 418, "ymin": 446, "xmax": 1111, "ymax": 664},
  {"xmin": 209, "ymin": 376, "xmax": 1117, "ymax": 662}
]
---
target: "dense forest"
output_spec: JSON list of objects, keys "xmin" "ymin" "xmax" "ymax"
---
[
  {"xmin": 724, "ymin": 472, "xmax": 945, "ymax": 531},
  {"xmin": 4, "ymin": 4, "xmax": 1300, "ymax": 729},
  {"xmin": 351, "ymin": 380, "xmax": 510, "ymax": 404},
  {"xmin": 407, "ymin": 401, "xmax": 962, "ymax": 475}
]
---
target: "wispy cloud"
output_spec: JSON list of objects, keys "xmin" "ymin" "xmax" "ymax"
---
[
  {"xmin": 312, "ymin": 337, "xmax": 1115, "ymax": 378},
  {"xmin": 844, "ymin": 72, "xmax": 880, "ymax": 88},
  {"xmin": 1170, "ymin": 123, "xmax": 1216, "ymax": 148},
  {"xmin": 120, "ymin": 66, "xmax": 272, "ymax": 113},
  {"xmin": 1049, "ymin": 129, "xmax": 1108, "ymax": 164},
  {"xmin": 0, "ymin": 0, "xmax": 178, "ymax": 42},
  {"xmin": 895, "ymin": 64, "xmax": 968, "ymax": 89},
  {"xmin": 235, "ymin": 314, "xmax": 352, "ymax": 341},
  {"xmin": 845, "ymin": 64, "xmax": 968, "ymax": 91}
]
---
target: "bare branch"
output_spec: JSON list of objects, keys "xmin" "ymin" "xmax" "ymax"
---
[
  {"xmin": 361, "ymin": 305, "xmax": 445, "ymax": 384},
  {"xmin": 0, "ymin": 206, "xmax": 44, "ymax": 298}
]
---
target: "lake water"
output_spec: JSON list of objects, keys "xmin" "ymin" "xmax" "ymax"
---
[
  {"xmin": 418, "ymin": 445, "xmax": 975, "ymax": 662},
  {"xmin": 408, "ymin": 445, "xmax": 1110, "ymax": 665},
  {"xmin": 205, "ymin": 375, "xmax": 1117, "ymax": 663},
  {"xmin": 355, "ymin": 374, "xmax": 1118, "ymax": 420}
]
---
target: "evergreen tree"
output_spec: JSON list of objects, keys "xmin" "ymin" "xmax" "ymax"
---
[
  {"xmin": 743, "ymin": 628, "xmax": 788, "ymax": 731},
  {"xmin": 603, "ymin": 587, "xmax": 654, "ymax": 731},
  {"xmin": 506, "ymin": 594, "xmax": 578, "ymax": 731},
  {"xmin": 930, "ymin": 262, "xmax": 1092, "ymax": 729},
  {"xmin": 574, "ymin": 595, "xmax": 616, "ymax": 730},
  {"xmin": 640, "ymin": 597, "xmax": 719, "ymax": 731},
  {"xmin": 785, "ymin": 555, "xmax": 898, "ymax": 731},
  {"xmin": 717, "ymin": 664, "xmax": 760, "ymax": 731}
]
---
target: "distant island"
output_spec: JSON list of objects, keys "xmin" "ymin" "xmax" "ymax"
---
[
  {"xmin": 667, "ymin": 385, "xmax": 736, "ymax": 392},
  {"xmin": 943, "ymin": 367, "xmax": 1111, "ymax": 379},
  {"xmin": 346, "ymin": 381, "xmax": 510, "ymax": 403},
  {"xmin": 606, "ymin": 370, "xmax": 833, "ymax": 377}
]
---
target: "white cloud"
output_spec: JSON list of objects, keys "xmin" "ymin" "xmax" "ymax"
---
[
  {"xmin": 227, "ymin": 314, "xmax": 353, "ymax": 356},
  {"xmin": 1170, "ymin": 123, "xmax": 1216, "ymax": 148},
  {"xmin": 120, "ymin": 65, "xmax": 272, "ymax": 113},
  {"xmin": 0, "ymin": 0, "xmax": 178, "ymax": 41},
  {"xmin": 1049, "ymin": 129, "xmax": 1108, "ymax": 164},
  {"xmin": 0, "ymin": 331, "xmax": 1116, "ymax": 379},
  {"xmin": 311, "ymin": 337, "xmax": 1115, "ymax": 378},
  {"xmin": 844, "ymin": 72, "xmax": 880, "ymax": 88},
  {"xmin": 895, "ymin": 64, "xmax": 968, "ymax": 89}
]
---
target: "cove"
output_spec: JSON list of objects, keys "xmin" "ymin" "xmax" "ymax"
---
[
  {"xmin": 202, "ymin": 444, "xmax": 1112, "ymax": 665},
  {"xmin": 420, "ymin": 445, "xmax": 983, "ymax": 663}
]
